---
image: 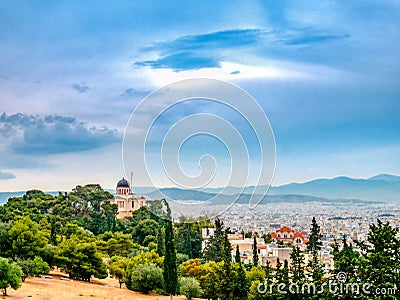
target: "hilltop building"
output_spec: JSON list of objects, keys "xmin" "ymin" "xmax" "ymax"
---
[{"xmin": 105, "ymin": 178, "xmax": 147, "ymax": 219}]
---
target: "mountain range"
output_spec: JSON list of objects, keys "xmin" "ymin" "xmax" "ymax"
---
[{"xmin": 1, "ymin": 173, "xmax": 399, "ymax": 205}]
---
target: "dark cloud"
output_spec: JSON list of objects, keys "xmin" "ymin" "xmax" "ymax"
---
[
  {"xmin": 0, "ymin": 171, "xmax": 15, "ymax": 180},
  {"xmin": 0, "ymin": 113, "xmax": 121, "ymax": 155},
  {"xmin": 120, "ymin": 88, "xmax": 149, "ymax": 97},
  {"xmin": 71, "ymin": 83, "xmax": 90, "ymax": 93},
  {"xmin": 135, "ymin": 52, "xmax": 220, "ymax": 71},
  {"xmin": 135, "ymin": 28, "xmax": 350, "ymax": 72}
]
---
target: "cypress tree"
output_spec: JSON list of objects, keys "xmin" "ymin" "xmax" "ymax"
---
[
  {"xmin": 253, "ymin": 235, "xmax": 259, "ymax": 267},
  {"xmin": 219, "ymin": 229, "xmax": 233, "ymax": 300},
  {"xmin": 156, "ymin": 226, "xmax": 165, "ymax": 257},
  {"xmin": 162, "ymin": 199, "xmax": 177, "ymax": 299},
  {"xmin": 235, "ymin": 245, "xmax": 241, "ymax": 264}
]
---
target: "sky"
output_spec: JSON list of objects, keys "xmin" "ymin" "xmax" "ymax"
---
[{"xmin": 0, "ymin": 0, "xmax": 399, "ymax": 191}]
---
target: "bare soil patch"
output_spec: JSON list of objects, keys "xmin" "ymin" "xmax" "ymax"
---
[{"xmin": 4, "ymin": 271, "xmax": 187, "ymax": 300}]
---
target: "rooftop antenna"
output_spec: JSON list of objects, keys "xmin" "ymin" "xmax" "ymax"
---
[{"xmin": 130, "ymin": 172, "xmax": 133, "ymax": 195}]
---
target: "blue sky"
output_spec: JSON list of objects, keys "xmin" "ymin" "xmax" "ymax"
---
[{"xmin": 0, "ymin": 0, "xmax": 399, "ymax": 191}]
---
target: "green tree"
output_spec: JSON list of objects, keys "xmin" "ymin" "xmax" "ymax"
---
[
  {"xmin": 163, "ymin": 199, "xmax": 178, "ymax": 298},
  {"xmin": 0, "ymin": 221, "xmax": 12, "ymax": 258},
  {"xmin": 156, "ymin": 226, "xmax": 165, "ymax": 257},
  {"xmin": 125, "ymin": 263, "xmax": 163, "ymax": 294},
  {"xmin": 290, "ymin": 246, "xmax": 305, "ymax": 284},
  {"xmin": 217, "ymin": 229, "xmax": 233, "ymax": 300},
  {"xmin": 108, "ymin": 256, "xmax": 129, "ymax": 288},
  {"xmin": 0, "ymin": 257, "xmax": 23, "ymax": 296},
  {"xmin": 131, "ymin": 219, "xmax": 159, "ymax": 246},
  {"xmin": 232, "ymin": 262, "xmax": 249, "ymax": 300},
  {"xmin": 307, "ymin": 217, "xmax": 324, "ymax": 290},
  {"xmin": 8, "ymin": 216, "xmax": 48, "ymax": 259},
  {"xmin": 104, "ymin": 232, "xmax": 134, "ymax": 257},
  {"xmin": 262, "ymin": 233, "xmax": 272, "ymax": 244},
  {"xmin": 69, "ymin": 184, "xmax": 113, "ymax": 216},
  {"xmin": 307, "ymin": 217, "xmax": 322, "ymax": 254},
  {"xmin": 129, "ymin": 251, "xmax": 164, "ymax": 269},
  {"xmin": 235, "ymin": 245, "xmax": 241, "ymax": 264},
  {"xmin": 17, "ymin": 256, "xmax": 50, "ymax": 282},
  {"xmin": 332, "ymin": 235, "xmax": 359, "ymax": 279},
  {"xmin": 357, "ymin": 219, "xmax": 399, "ymax": 299},
  {"xmin": 180, "ymin": 277, "xmax": 203, "ymax": 300},
  {"xmin": 203, "ymin": 218, "xmax": 225, "ymax": 262},
  {"xmin": 252, "ymin": 235, "xmax": 259, "ymax": 267},
  {"xmin": 199, "ymin": 261, "xmax": 221, "ymax": 300},
  {"xmin": 56, "ymin": 238, "xmax": 107, "ymax": 281},
  {"xmin": 175, "ymin": 222, "xmax": 203, "ymax": 259},
  {"xmin": 177, "ymin": 253, "xmax": 190, "ymax": 265}
]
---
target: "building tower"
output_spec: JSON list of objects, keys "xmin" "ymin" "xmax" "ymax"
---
[{"xmin": 116, "ymin": 177, "xmax": 131, "ymax": 195}]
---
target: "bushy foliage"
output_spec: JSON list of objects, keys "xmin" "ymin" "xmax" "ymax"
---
[
  {"xmin": 17, "ymin": 256, "xmax": 50, "ymax": 281},
  {"xmin": 0, "ymin": 257, "xmax": 23, "ymax": 296},
  {"xmin": 8, "ymin": 216, "xmax": 48, "ymax": 259},
  {"xmin": 124, "ymin": 263, "xmax": 163, "ymax": 294},
  {"xmin": 108, "ymin": 256, "xmax": 129, "ymax": 288},
  {"xmin": 55, "ymin": 238, "xmax": 107, "ymax": 281},
  {"xmin": 180, "ymin": 277, "xmax": 202, "ymax": 300}
]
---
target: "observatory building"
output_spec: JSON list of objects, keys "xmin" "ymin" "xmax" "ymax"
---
[{"xmin": 105, "ymin": 177, "xmax": 148, "ymax": 219}]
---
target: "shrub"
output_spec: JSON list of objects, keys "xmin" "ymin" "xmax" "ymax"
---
[
  {"xmin": 0, "ymin": 257, "xmax": 23, "ymax": 296},
  {"xmin": 17, "ymin": 256, "xmax": 50, "ymax": 281},
  {"xmin": 125, "ymin": 263, "xmax": 163, "ymax": 294},
  {"xmin": 180, "ymin": 277, "xmax": 202, "ymax": 300}
]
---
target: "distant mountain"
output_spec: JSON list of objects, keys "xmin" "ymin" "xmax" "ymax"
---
[
  {"xmin": 268, "ymin": 174, "xmax": 400, "ymax": 203},
  {"xmin": 146, "ymin": 173, "xmax": 400, "ymax": 203},
  {"xmin": 144, "ymin": 187, "xmax": 382, "ymax": 205},
  {"xmin": 368, "ymin": 173, "xmax": 400, "ymax": 183}
]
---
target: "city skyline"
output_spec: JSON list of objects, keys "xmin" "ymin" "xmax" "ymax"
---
[{"xmin": 1, "ymin": 1, "xmax": 399, "ymax": 191}]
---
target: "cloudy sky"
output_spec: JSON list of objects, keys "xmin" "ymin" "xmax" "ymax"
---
[{"xmin": 0, "ymin": 0, "xmax": 399, "ymax": 191}]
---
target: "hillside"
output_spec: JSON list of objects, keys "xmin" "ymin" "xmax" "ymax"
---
[{"xmin": 7, "ymin": 271, "xmax": 186, "ymax": 300}]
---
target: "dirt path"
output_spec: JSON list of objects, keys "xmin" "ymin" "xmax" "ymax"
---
[{"xmin": 4, "ymin": 272, "xmax": 188, "ymax": 300}]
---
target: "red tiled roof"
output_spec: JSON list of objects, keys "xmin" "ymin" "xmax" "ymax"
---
[
  {"xmin": 293, "ymin": 232, "xmax": 305, "ymax": 240},
  {"xmin": 276, "ymin": 226, "xmax": 294, "ymax": 233},
  {"xmin": 270, "ymin": 232, "xmax": 278, "ymax": 240}
]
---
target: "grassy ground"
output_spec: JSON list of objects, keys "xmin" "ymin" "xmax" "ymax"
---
[{"xmin": 4, "ymin": 271, "xmax": 188, "ymax": 300}]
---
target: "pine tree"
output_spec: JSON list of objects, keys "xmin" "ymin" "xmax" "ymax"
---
[
  {"xmin": 162, "ymin": 199, "xmax": 178, "ymax": 299},
  {"xmin": 203, "ymin": 218, "xmax": 225, "ymax": 262},
  {"xmin": 307, "ymin": 217, "xmax": 322, "ymax": 255},
  {"xmin": 290, "ymin": 246, "xmax": 305, "ymax": 284},
  {"xmin": 235, "ymin": 245, "xmax": 241, "ymax": 264},
  {"xmin": 332, "ymin": 235, "xmax": 359, "ymax": 279},
  {"xmin": 232, "ymin": 262, "xmax": 249, "ymax": 300},
  {"xmin": 357, "ymin": 219, "xmax": 399, "ymax": 298},
  {"xmin": 252, "ymin": 235, "xmax": 259, "ymax": 267},
  {"xmin": 306, "ymin": 217, "xmax": 324, "ymax": 298}
]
